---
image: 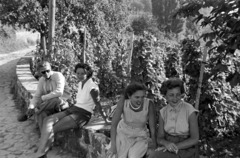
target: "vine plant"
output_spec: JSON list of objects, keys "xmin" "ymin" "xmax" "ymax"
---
[{"xmin": 180, "ymin": 38, "xmax": 240, "ymax": 157}]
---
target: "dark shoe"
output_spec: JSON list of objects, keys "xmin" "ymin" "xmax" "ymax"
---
[
  {"xmin": 38, "ymin": 154, "xmax": 47, "ymax": 158},
  {"xmin": 17, "ymin": 113, "xmax": 28, "ymax": 122}
]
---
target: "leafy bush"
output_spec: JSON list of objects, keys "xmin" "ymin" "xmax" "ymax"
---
[
  {"xmin": 131, "ymin": 33, "xmax": 166, "ymax": 105},
  {"xmin": 0, "ymin": 26, "xmax": 30, "ymax": 54},
  {"xmin": 180, "ymin": 38, "xmax": 240, "ymax": 157},
  {"xmin": 131, "ymin": 16, "xmax": 159, "ymax": 36},
  {"xmin": 25, "ymin": 0, "xmax": 240, "ymax": 156}
]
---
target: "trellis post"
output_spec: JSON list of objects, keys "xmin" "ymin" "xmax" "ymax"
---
[
  {"xmin": 195, "ymin": 46, "xmax": 208, "ymax": 110},
  {"xmin": 48, "ymin": 0, "xmax": 56, "ymax": 52},
  {"xmin": 126, "ymin": 32, "xmax": 134, "ymax": 83},
  {"xmin": 82, "ymin": 27, "xmax": 86, "ymax": 63}
]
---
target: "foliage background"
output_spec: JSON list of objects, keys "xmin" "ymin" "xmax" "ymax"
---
[
  {"xmin": 0, "ymin": 26, "xmax": 36, "ymax": 54},
  {"xmin": 1, "ymin": 0, "xmax": 240, "ymax": 157}
]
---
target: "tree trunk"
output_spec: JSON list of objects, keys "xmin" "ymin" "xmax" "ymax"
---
[
  {"xmin": 48, "ymin": 0, "xmax": 56, "ymax": 53},
  {"xmin": 127, "ymin": 32, "xmax": 134, "ymax": 83},
  {"xmin": 82, "ymin": 27, "xmax": 86, "ymax": 63},
  {"xmin": 40, "ymin": 33, "xmax": 47, "ymax": 60},
  {"xmin": 195, "ymin": 46, "xmax": 208, "ymax": 110}
]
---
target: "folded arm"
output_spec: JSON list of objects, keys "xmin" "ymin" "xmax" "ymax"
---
[
  {"xmin": 176, "ymin": 112, "xmax": 199, "ymax": 149},
  {"xmin": 41, "ymin": 73, "xmax": 65, "ymax": 101}
]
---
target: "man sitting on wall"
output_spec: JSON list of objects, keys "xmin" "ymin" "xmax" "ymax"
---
[{"xmin": 18, "ymin": 61, "xmax": 71, "ymax": 132}]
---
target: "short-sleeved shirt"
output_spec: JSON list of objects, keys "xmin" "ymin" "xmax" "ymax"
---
[
  {"xmin": 160, "ymin": 101, "xmax": 198, "ymax": 136},
  {"xmin": 75, "ymin": 78, "xmax": 99, "ymax": 113}
]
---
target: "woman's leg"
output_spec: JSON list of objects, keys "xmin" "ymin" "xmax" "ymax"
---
[
  {"xmin": 36, "ymin": 111, "xmax": 67, "ymax": 157},
  {"xmin": 37, "ymin": 111, "xmax": 48, "ymax": 132},
  {"xmin": 52, "ymin": 114, "xmax": 78, "ymax": 132},
  {"xmin": 128, "ymin": 141, "xmax": 148, "ymax": 158},
  {"xmin": 36, "ymin": 109, "xmax": 89, "ymax": 157},
  {"xmin": 148, "ymin": 150, "xmax": 179, "ymax": 158},
  {"xmin": 44, "ymin": 114, "xmax": 79, "ymax": 155}
]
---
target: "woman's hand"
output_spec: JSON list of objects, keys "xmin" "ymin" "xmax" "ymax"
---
[
  {"xmin": 146, "ymin": 141, "xmax": 157, "ymax": 157},
  {"xmin": 155, "ymin": 146, "xmax": 167, "ymax": 152},
  {"xmin": 163, "ymin": 141, "xmax": 178, "ymax": 153},
  {"xmin": 149, "ymin": 140, "xmax": 157, "ymax": 149}
]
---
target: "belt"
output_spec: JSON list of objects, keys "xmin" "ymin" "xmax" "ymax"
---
[
  {"xmin": 166, "ymin": 133, "xmax": 189, "ymax": 139},
  {"xmin": 123, "ymin": 120, "xmax": 145, "ymax": 130}
]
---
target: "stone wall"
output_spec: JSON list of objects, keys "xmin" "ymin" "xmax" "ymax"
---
[{"xmin": 14, "ymin": 53, "xmax": 111, "ymax": 158}]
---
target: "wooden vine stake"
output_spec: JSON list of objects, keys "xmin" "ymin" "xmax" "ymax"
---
[
  {"xmin": 126, "ymin": 32, "xmax": 134, "ymax": 83},
  {"xmin": 48, "ymin": 0, "xmax": 56, "ymax": 53},
  {"xmin": 195, "ymin": 46, "xmax": 208, "ymax": 110},
  {"xmin": 82, "ymin": 27, "xmax": 86, "ymax": 63},
  {"xmin": 41, "ymin": 35, "xmax": 47, "ymax": 60}
]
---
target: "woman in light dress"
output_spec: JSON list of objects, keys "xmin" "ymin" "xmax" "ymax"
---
[{"xmin": 107, "ymin": 82, "xmax": 157, "ymax": 158}]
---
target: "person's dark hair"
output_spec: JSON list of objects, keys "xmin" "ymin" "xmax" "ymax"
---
[
  {"xmin": 160, "ymin": 78, "xmax": 185, "ymax": 95},
  {"xmin": 124, "ymin": 82, "xmax": 147, "ymax": 99},
  {"xmin": 74, "ymin": 63, "xmax": 93, "ymax": 79}
]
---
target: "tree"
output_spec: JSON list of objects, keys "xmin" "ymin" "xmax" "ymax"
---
[
  {"xmin": 141, "ymin": 0, "xmax": 152, "ymax": 12},
  {"xmin": 0, "ymin": 0, "xmax": 131, "ymax": 56},
  {"xmin": 131, "ymin": 16, "xmax": 160, "ymax": 38},
  {"xmin": 175, "ymin": 0, "xmax": 240, "ymax": 88},
  {"xmin": 0, "ymin": 0, "xmax": 49, "ymax": 54},
  {"xmin": 175, "ymin": 1, "xmax": 240, "ymax": 156},
  {"xmin": 151, "ymin": 0, "xmax": 184, "ymax": 34},
  {"xmin": 41, "ymin": 0, "xmax": 132, "ymax": 101},
  {"xmin": 131, "ymin": 1, "xmax": 144, "ymax": 11}
]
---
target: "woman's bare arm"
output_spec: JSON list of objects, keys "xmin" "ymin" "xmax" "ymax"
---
[
  {"xmin": 110, "ymin": 96, "xmax": 125, "ymax": 146},
  {"xmin": 90, "ymin": 88, "xmax": 108, "ymax": 123},
  {"xmin": 148, "ymin": 100, "xmax": 157, "ymax": 148},
  {"xmin": 176, "ymin": 112, "xmax": 199, "ymax": 149}
]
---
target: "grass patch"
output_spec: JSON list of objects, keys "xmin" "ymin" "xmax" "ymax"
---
[
  {"xmin": 0, "ymin": 38, "xmax": 29, "ymax": 54},
  {"xmin": 0, "ymin": 26, "xmax": 36, "ymax": 54}
]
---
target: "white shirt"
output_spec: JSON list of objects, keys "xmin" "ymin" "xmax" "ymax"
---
[
  {"xmin": 75, "ymin": 78, "xmax": 99, "ymax": 113},
  {"xmin": 29, "ymin": 71, "xmax": 70, "ymax": 109}
]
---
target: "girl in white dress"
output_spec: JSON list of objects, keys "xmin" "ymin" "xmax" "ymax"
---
[{"xmin": 107, "ymin": 82, "xmax": 157, "ymax": 158}]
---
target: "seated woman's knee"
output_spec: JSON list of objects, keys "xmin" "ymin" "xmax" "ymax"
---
[{"xmin": 43, "ymin": 115, "xmax": 56, "ymax": 125}]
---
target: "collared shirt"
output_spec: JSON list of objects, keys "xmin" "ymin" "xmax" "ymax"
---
[
  {"xmin": 29, "ymin": 71, "xmax": 69, "ymax": 109},
  {"xmin": 160, "ymin": 101, "xmax": 198, "ymax": 136},
  {"xmin": 75, "ymin": 78, "xmax": 99, "ymax": 113}
]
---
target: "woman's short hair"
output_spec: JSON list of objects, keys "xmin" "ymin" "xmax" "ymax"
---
[
  {"xmin": 160, "ymin": 78, "xmax": 185, "ymax": 95},
  {"xmin": 124, "ymin": 82, "xmax": 147, "ymax": 99},
  {"xmin": 74, "ymin": 63, "xmax": 93, "ymax": 79}
]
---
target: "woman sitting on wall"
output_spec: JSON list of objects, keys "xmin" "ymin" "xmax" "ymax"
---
[
  {"xmin": 107, "ymin": 82, "xmax": 157, "ymax": 158},
  {"xmin": 149, "ymin": 78, "xmax": 199, "ymax": 158},
  {"xmin": 35, "ymin": 63, "xmax": 109, "ymax": 158}
]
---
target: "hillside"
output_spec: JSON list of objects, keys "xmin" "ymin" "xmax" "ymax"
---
[{"xmin": 0, "ymin": 26, "xmax": 37, "ymax": 54}]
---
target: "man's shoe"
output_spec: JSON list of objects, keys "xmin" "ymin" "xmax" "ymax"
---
[
  {"xmin": 38, "ymin": 154, "xmax": 47, "ymax": 158},
  {"xmin": 17, "ymin": 113, "xmax": 28, "ymax": 122}
]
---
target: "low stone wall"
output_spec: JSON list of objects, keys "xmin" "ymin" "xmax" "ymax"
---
[{"xmin": 14, "ymin": 52, "xmax": 111, "ymax": 158}]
